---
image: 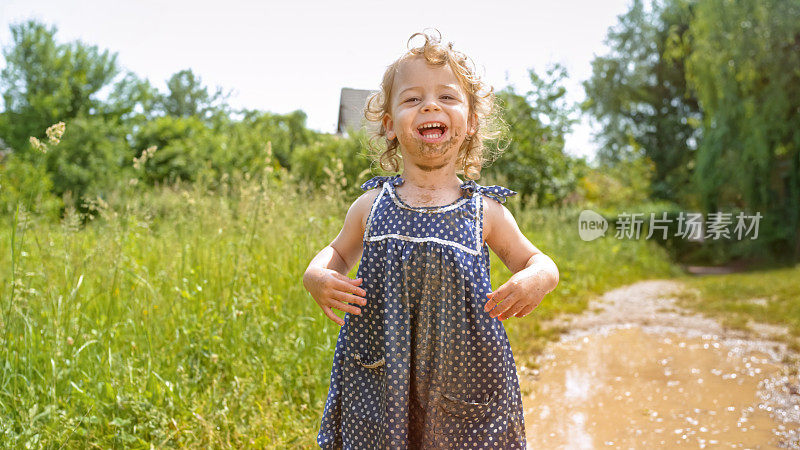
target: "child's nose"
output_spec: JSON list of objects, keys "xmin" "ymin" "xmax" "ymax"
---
[{"xmin": 421, "ymin": 101, "xmax": 441, "ymax": 112}]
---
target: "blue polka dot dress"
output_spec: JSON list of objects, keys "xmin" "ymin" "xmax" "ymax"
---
[{"xmin": 317, "ymin": 174, "xmax": 527, "ymax": 449}]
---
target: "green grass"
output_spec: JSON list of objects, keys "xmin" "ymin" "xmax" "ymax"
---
[
  {"xmin": 0, "ymin": 171, "xmax": 684, "ymax": 448},
  {"xmin": 671, "ymin": 265, "xmax": 800, "ymax": 346},
  {"xmin": 1, "ymin": 171, "xmax": 349, "ymax": 448}
]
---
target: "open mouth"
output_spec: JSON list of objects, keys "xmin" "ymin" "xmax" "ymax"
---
[{"xmin": 416, "ymin": 121, "xmax": 448, "ymax": 143}]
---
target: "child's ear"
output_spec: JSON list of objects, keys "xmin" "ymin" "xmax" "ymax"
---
[
  {"xmin": 383, "ymin": 114, "xmax": 396, "ymax": 141},
  {"xmin": 469, "ymin": 111, "xmax": 479, "ymax": 135}
]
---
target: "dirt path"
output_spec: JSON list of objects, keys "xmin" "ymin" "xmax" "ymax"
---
[{"xmin": 519, "ymin": 279, "xmax": 800, "ymax": 449}]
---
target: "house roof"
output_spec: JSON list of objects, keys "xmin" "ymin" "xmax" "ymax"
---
[{"xmin": 337, "ymin": 87, "xmax": 379, "ymax": 136}]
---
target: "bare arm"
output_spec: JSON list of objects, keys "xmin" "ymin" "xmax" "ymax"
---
[
  {"xmin": 306, "ymin": 241, "xmax": 359, "ymax": 278},
  {"xmin": 304, "ymin": 189, "xmax": 377, "ymax": 274},
  {"xmin": 302, "ymin": 190, "xmax": 379, "ymax": 325},
  {"xmin": 482, "ymin": 197, "xmax": 559, "ymax": 320}
]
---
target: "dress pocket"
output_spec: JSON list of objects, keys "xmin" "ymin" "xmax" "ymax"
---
[
  {"xmin": 354, "ymin": 352, "xmax": 385, "ymax": 369},
  {"xmin": 439, "ymin": 392, "xmax": 491, "ymax": 423},
  {"xmin": 342, "ymin": 347, "xmax": 387, "ymax": 441},
  {"xmin": 434, "ymin": 389, "xmax": 509, "ymax": 447}
]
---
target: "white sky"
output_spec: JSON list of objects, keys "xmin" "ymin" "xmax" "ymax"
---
[{"xmin": 0, "ymin": 0, "xmax": 635, "ymax": 164}]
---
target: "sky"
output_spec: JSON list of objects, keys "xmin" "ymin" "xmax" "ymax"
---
[{"xmin": 0, "ymin": 0, "xmax": 635, "ymax": 164}]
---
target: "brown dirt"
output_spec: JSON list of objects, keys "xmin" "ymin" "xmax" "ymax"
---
[{"xmin": 519, "ymin": 279, "xmax": 800, "ymax": 449}]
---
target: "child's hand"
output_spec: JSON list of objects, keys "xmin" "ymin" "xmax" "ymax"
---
[
  {"xmin": 303, "ymin": 267, "xmax": 367, "ymax": 326},
  {"xmin": 483, "ymin": 270, "xmax": 547, "ymax": 321}
]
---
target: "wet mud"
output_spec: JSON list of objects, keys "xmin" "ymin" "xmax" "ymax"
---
[{"xmin": 520, "ymin": 280, "xmax": 800, "ymax": 449}]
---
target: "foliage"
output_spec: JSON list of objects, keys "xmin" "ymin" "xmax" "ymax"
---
[
  {"xmin": 0, "ymin": 20, "xmax": 120, "ymax": 155},
  {"xmin": 156, "ymin": 69, "xmax": 233, "ymax": 122},
  {"xmin": 100, "ymin": 71, "xmax": 162, "ymax": 126},
  {"xmin": 685, "ymin": 0, "xmax": 800, "ymax": 260},
  {"xmin": 40, "ymin": 115, "xmax": 127, "ymax": 201},
  {"xmin": 129, "ymin": 109, "xmax": 319, "ymax": 187},
  {"xmin": 217, "ymin": 109, "xmax": 317, "ymax": 172},
  {"xmin": 581, "ymin": 0, "xmax": 701, "ymax": 203},
  {"xmin": 132, "ymin": 115, "xmax": 221, "ymax": 185},
  {"xmin": 289, "ymin": 127, "xmax": 375, "ymax": 197},
  {"xmin": 582, "ymin": 0, "xmax": 800, "ymax": 263},
  {"xmin": 576, "ymin": 154, "xmax": 657, "ymax": 209},
  {"xmin": 0, "ymin": 153, "xmax": 62, "ymax": 218},
  {"xmin": 490, "ymin": 63, "xmax": 583, "ymax": 207}
]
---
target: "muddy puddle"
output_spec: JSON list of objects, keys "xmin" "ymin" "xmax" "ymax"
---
[{"xmin": 520, "ymin": 280, "xmax": 800, "ymax": 449}]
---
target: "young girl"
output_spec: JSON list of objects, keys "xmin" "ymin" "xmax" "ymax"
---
[{"xmin": 303, "ymin": 30, "xmax": 559, "ymax": 449}]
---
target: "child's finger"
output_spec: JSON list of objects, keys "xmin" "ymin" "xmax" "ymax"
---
[
  {"xmin": 329, "ymin": 299, "xmax": 362, "ymax": 316},
  {"xmin": 334, "ymin": 272, "xmax": 363, "ymax": 285},
  {"xmin": 491, "ymin": 287, "xmax": 510, "ymax": 303},
  {"xmin": 336, "ymin": 280, "xmax": 367, "ymax": 298},
  {"xmin": 484, "ymin": 294, "xmax": 495, "ymax": 312},
  {"xmin": 515, "ymin": 303, "xmax": 536, "ymax": 318},
  {"xmin": 484, "ymin": 289, "xmax": 509, "ymax": 312},
  {"xmin": 333, "ymin": 289, "xmax": 367, "ymax": 306},
  {"xmin": 322, "ymin": 306, "xmax": 345, "ymax": 326},
  {"xmin": 489, "ymin": 293, "xmax": 518, "ymax": 319},
  {"xmin": 500, "ymin": 302, "xmax": 527, "ymax": 321},
  {"xmin": 483, "ymin": 291, "xmax": 497, "ymax": 312}
]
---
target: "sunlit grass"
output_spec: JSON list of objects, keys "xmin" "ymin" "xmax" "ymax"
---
[
  {"xmin": 1, "ymin": 166, "xmax": 684, "ymax": 447},
  {"xmin": 1, "ymin": 169, "xmax": 351, "ymax": 447},
  {"xmin": 671, "ymin": 265, "xmax": 800, "ymax": 343}
]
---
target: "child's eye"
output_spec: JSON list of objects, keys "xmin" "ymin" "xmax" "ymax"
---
[
  {"xmin": 442, "ymin": 95, "xmax": 455, "ymax": 100},
  {"xmin": 405, "ymin": 97, "xmax": 419, "ymax": 103}
]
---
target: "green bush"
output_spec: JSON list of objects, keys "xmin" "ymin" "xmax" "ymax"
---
[
  {"xmin": 41, "ymin": 115, "xmax": 126, "ymax": 201},
  {"xmin": 0, "ymin": 152, "xmax": 63, "ymax": 219},
  {"xmin": 289, "ymin": 129, "xmax": 377, "ymax": 196},
  {"xmin": 132, "ymin": 116, "xmax": 221, "ymax": 185}
]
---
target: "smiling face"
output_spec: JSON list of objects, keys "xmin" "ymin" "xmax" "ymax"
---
[{"xmin": 382, "ymin": 56, "xmax": 477, "ymax": 171}]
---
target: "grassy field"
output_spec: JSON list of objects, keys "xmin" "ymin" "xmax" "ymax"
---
[
  {"xmin": 1, "ymin": 170, "xmax": 683, "ymax": 448},
  {"xmin": 671, "ymin": 265, "xmax": 800, "ymax": 356}
]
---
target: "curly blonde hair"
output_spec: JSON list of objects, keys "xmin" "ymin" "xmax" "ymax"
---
[{"xmin": 363, "ymin": 29, "xmax": 508, "ymax": 180}]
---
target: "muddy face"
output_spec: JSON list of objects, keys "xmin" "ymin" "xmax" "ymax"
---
[
  {"xmin": 409, "ymin": 131, "xmax": 460, "ymax": 172},
  {"xmin": 414, "ymin": 133, "xmax": 455, "ymax": 157},
  {"xmin": 382, "ymin": 56, "xmax": 474, "ymax": 171}
]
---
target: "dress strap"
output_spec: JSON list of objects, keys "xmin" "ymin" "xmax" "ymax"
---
[
  {"xmin": 360, "ymin": 174, "xmax": 404, "ymax": 191},
  {"xmin": 460, "ymin": 179, "xmax": 517, "ymax": 204}
]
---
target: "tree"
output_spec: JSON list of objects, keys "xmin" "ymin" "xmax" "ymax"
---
[
  {"xmin": 290, "ymin": 127, "xmax": 372, "ymax": 196},
  {"xmin": 686, "ymin": 0, "xmax": 800, "ymax": 260},
  {"xmin": 489, "ymin": 63, "xmax": 582, "ymax": 207},
  {"xmin": 40, "ymin": 116, "xmax": 126, "ymax": 201},
  {"xmin": 225, "ymin": 109, "xmax": 315, "ymax": 170},
  {"xmin": 582, "ymin": 0, "xmax": 701, "ymax": 203},
  {"xmin": 156, "ymin": 69, "xmax": 232, "ymax": 122},
  {"xmin": 101, "ymin": 71, "xmax": 161, "ymax": 124},
  {"xmin": 0, "ymin": 20, "xmax": 120, "ymax": 156},
  {"xmin": 132, "ymin": 115, "xmax": 221, "ymax": 184}
]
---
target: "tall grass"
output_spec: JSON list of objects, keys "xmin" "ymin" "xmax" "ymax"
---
[
  {"xmin": 0, "ymin": 164, "xmax": 682, "ymax": 447},
  {"xmin": 1, "ymin": 166, "xmax": 351, "ymax": 447}
]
